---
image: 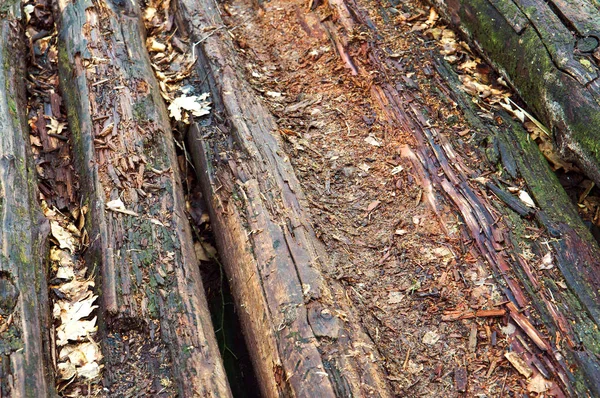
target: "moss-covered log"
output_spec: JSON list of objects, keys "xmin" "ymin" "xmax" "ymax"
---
[
  {"xmin": 54, "ymin": 0, "xmax": 231, "ymax": 396},
  {"xmin": 0, "ymin": 3, "xmax": 54, "ymax": 396},
  {"xmin": 429, "ymin": 0, "xmax": 600, "ymax": 187},
  {"xmin": 173, "ymin": 0, "xmax": 392, "ymax": 396}
]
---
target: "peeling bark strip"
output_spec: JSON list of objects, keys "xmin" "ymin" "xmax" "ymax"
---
[
  {"xmin": 429, "ymin": 0, "xmax": 600, "ymax": 189},
  {"xmin": 54, "ymin": 0, "xmax": 231, "ymax": 396},
  {"xmin": 0, "ymin": 5, "xmax": 54, "ymax": 397},
  {"xmin": 173, "ymin": 0, "xmax": 391, "ymax": 396}
]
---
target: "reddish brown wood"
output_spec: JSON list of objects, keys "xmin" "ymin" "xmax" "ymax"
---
[{"xmin": 174, "ymin": 0, "xmax": 392, "ymax": 396}]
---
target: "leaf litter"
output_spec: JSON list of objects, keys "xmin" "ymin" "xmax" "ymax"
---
[{"xmin": 24, "ymin": 0, "xmax": 102, "ymax": 394}]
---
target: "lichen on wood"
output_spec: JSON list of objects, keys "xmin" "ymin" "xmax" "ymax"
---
[{"xmin": 0, "ymin": 7, "xmax": 54, "ymax": 397}]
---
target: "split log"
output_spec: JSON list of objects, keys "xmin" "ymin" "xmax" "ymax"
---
[
  {"xmin": 173, "ymin": 0, "xmax": 392, "ymax": 396},
  {"xmin": 428, "ymin": 0, "xmax": 600, "ymax": 188},
  {"xmin": 0, "ymin": 4, "xmax": 54, "ymax": 397},
  {"xmin": 425, "ymin": 19, "xmax": 600, "ymax": 394},
  {"xmin": 54, "ymin": 0, "xmax": 231, "ymax": 396},
  {"xmin": 324, "ymin": 0, "xmax": 600, "ymax": 393}
]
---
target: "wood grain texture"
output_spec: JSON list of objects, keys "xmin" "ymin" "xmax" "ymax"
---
[
  {"xmin": 174, "ymin": 0, "xmax": 392, "ymax": 396},
  {"xmin": 0, "ymin": 4, "xmax": 54, "ymax": 397},
  {"xmin": 54, "ymin": 0, "xmax": 231, "ymax": 395}
]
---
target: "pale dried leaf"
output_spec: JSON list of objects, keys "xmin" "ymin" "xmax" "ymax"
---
[
  {"xmin": 539, "ymin": 252, "xmax": 554, "ymax": 270},
  {"xmin": 46, "ymin": 117, "xmax": 67, "ymax": 135},
  {"xmin": 387, "ymin": 292, "xmax": 404, "ymax": 304},
  {"xmin": 106, "ymin": 198, "xmax": 139, "ymax": 216},
  {"xmin": 422, "ymin": 330, "xmax": 441, "ymax": 345},
  {"xmin": 528, "ymin": 374, "xmax": 550, "ymax": 393},
  {"xmin": 518, "ymin": 190, "xmax": 536, "ymax": 208},
  {"xmin": 57, "ymin": 362, "xmax": 76, "ymax": 381},
  {"xmin": 77, "ymin": 362, "xmax": 101, "ymax": 380},
  {"xmin": 168, "ymin": 93, "xmax": 211, "ymax": 122},
  {"xmin": 51, "ymin": 221, "xmax": 77, "ymax": 253},
  {"xmin": 364, "ymin": 135, "xmax": 381, "ymax": 147}
]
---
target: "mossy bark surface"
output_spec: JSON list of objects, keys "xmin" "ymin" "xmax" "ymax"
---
[
  {"xmin": 54, "ymin": 0, "xmax": 231, "ymax": 396},
  {"xmin": 430, "ymin": 0, "xmax": 600, "ymax": 187},
  {"xmin": 434, "ymin": 56, "xmax": 600, "ymax": 396},
  {"xmin": 0, "ymin": 4, "xmax": 55, "ymax": 397}
]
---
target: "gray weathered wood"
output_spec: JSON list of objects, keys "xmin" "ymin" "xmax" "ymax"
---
[{"xmin": 0, "ymin": 3, "xmax": 55, "ymax": 397}]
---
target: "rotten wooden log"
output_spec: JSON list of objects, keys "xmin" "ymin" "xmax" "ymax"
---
[
  {"xmin": 433, "ymin": 56, "xmax": 600, "ymax": 396},
  {"xmin": 322, "ymin": 0, "xmax": 600, "ymax": 393},
  {"xmin": 173, "ymin": 0, "xmax": 392, "ymax": 396},
  {"xmin": 428, "ymin": 0, "xmax": 600, "ymax": 188},
  {"xmin": 54, "ymin": 0, "xmax": 231, "ymax": 396},
  {"xmin": 0, "ymin": 4, "xmax": 55, "ymax": 397}
]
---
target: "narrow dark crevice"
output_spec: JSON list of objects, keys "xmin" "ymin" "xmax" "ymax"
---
[
  {"xmin": 23, "ymin": 0, "xmax": 102, "ymax": 395},
  {"xmin": 177, "ymin": 141, "xmax": 262, "ymax": 397}
]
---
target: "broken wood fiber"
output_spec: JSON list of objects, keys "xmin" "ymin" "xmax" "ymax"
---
[
  {"xmin": 0, "ymin": 4, "xmax": 55, "ymax": 397},
  {"xmin": 173, "ymin": 0, "xmax": 392, "ymax": 396},
  {"xmin": 433, "ymin": 55, "xmax": 600, "ymax": 396},
  {"xmin": 54, "ymin": 0, "xmax": 231, "ymax": 396}
]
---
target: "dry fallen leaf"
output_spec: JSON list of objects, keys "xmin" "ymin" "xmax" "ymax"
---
[
  {"xmin": 51, "ymin": 221, "xmax": 78, "ymax": 253},
  {"xmin": 422, "ymin": 330, "xmax": 441, "ymax": 345},
  {"xmin": 168, "ymin": 93, "xmax": 211, "ymax": 122},
  {"xmin": 528, "ymin": 373, "xmax": 550, "ymax": 393},
  {"xmin": 519, "ymin": 190, "xmax": 536, "ymax": 208},
  {"xmin": 539, "ymin": 252, "xmax": 554, "ymax": 270},
  {"xmin": 387, "ymin": 291, "xmax": 404, "ymax": 304},
  {"xmin": 46, "ymin": 117, "xmax": 67, "ymax": 135},
  {"xmin": 364, "ymin": 135, "xmax": 382, "ymax": 147},
  {"xmin": 106, "ymin": 198, "xmax": 139, "ymax": 216}
]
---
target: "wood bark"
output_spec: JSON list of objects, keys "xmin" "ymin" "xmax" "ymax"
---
[
  {"xmin": 0, "ymin": 3, "xmax": 55, "ymax": 397},
  {"xmin": 173, "ymin": 0, "xmax": 392, "ymax": 397},
  {"xmin": 54, "ymin": 0, "xmax": 231, "ymax": 396},
  {"xmin": 429, "ymin": 0, "xmax": 600, "ymax": 190}
]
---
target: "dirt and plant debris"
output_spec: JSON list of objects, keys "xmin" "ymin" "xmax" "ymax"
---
[{"xmin": 24, "ymin": 0, "xmax": 102, "ymax": 394}]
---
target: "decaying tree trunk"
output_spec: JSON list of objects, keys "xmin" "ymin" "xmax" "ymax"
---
[
  {"xmin": 428, "ymin": 0, "xmax": 600, "ymax": 189},
  {"xmin": 432, "ymin": 57, "xmax": 600, "ymax": 396},
  {"xmin": 173, "ymin": 0, "xmax": 392, "ymax": 397},
  {"xmin": 0, "ymin": 4, "xmax": 54, "ymax": 397},
  {"xmin": 54, "ymin": 0, "xmax": 231, "ymax": 396}
]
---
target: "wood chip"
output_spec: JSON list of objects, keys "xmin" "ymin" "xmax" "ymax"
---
[{"xmin": 504, "ymin": 352, "xmax": 533, "ymax": 378}]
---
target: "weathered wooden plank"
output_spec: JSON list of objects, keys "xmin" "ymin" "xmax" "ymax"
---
[
  {"xmin": 173, "ymin": 0, "xmax": 392, "ymax": 396},
  {"xmin": 488, "ymin": 0, "xmax": 528, "ymax": 34},
  {"xmin": 0, "ymin": 3, "xmax": 55, "ymax": 397},
  {"xmin": 513, "ymin": 0, "xmax": 598, "ymax": 84},
  {"xmin": 54, "ymin": 0, "xmax": 232, "ymax": 396},
  {"xmin": 549, "ymin": 0, "xmax": 600, "ymax": 38}
]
